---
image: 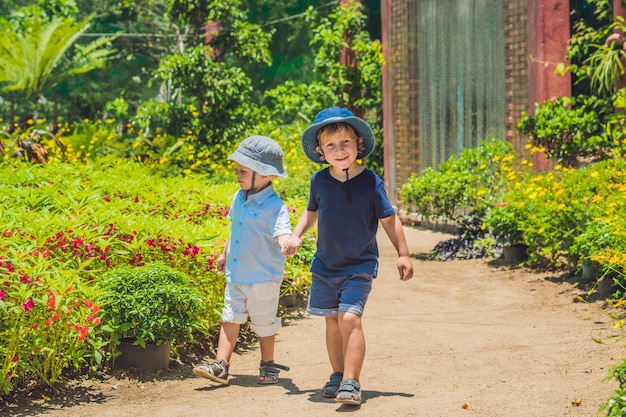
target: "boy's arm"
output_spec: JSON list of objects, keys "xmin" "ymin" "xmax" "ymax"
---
[
  {"xmin": 217, "ymin": 247, "xmax": 227, "ymax": 274},
  {"xmin": 277, "ymin": 233, "xmax": 297, "ymax": 256},
  {"xmin": 380, "ymin": 214, "xmax": 414, "ymax": 281},
  {"xmin": 292, "ymin": 209, "xmax": 318, "ymax": 238},
  {"xmin": 284, "ymin": 210, "xmax": 318, "ymax": 251}
]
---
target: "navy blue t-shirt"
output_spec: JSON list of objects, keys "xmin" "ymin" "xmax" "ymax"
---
[{"xmin": 307, "ymin": 168, "xmax": 395, "ymax": 277}]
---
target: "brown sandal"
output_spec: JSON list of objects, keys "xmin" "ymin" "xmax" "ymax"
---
[{"xmin": 257, "ymin": 360, "xmax": 290, "ymax": 384}]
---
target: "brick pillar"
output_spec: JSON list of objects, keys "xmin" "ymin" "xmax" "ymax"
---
[{"xmin": 504, "ymin": 0, "xmax": 530, "ymax": 155}]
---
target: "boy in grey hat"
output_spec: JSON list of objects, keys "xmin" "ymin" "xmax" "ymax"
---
[
  {"xmin": 193, "ymin": 135, "xmax": 294, "ymax": 385},
  {"xmin": 285, "ymin": 107, "xmax": 414, "ymax": 406}
]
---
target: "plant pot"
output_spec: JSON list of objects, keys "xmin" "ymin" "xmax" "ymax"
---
[
  {"xmin": 279, "ymin": 294, "xmax": 297, "ymax": 308},
  {"xmin": 118, "ymin": 339, "xmax": 171, "ymax": 372},
  {"xmin": 582, "ymin": 262, "xmax": 601, "ymax": 283},
  {"xmin": 503, "ymin": 244, "xmax": 527, "ymax": 264},
  {"xmin": 596, "ymin": 276, "xmax": 615, "ymax": 299}
]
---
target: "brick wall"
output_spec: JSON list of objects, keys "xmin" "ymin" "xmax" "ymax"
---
[{"xmin": 383, "ymin": 0, "xmax": 547, "ymax": 206}]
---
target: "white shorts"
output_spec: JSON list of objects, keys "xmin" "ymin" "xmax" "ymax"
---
[{"xmin": 221, "ymin": 282, "xmax": 282, "ymax": 337}]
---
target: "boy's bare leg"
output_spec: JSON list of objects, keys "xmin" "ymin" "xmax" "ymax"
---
[
  {"xmin": 325, "ymin": 315, "xmax": 345, "ymax": 373},
  {"xmin": 216, "ymin": 322, "xmax": 240, "ymax": 363},
  {"xmin": 337, "ymin": 311, "xmax": 365, "ymax": 382},
  {"xmin": 259, "ymin": 335, "xmax": 275, "ymax": 362}
]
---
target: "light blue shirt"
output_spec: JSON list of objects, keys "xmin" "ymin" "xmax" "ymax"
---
[{"xmin": 225, "ymin": 184, "xmax": 291, "ymax": 284}]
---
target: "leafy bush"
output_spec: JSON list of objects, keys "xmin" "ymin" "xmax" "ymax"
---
[
  {"xmin": 0, "ymin": 255, "xmax": 102, "ymax": 394},
  {"xmin": 431, "ymin": 209, "xmax": 494, "ymax": 261},
  {"xmin": 517, "ymin": 95, "xmax": 611, "ymax": 167},
  {"xmin": 484, "ymin": 201, "xmax": 526, "ymax": 247},
  {"xmin": 601, "ymin": 358, "xmax": 626, "ymax": 416},
  {"xmin": 400, "ymin": 139, "xmax": 517, "ymax": 223},
  {"xmin": 97, "ymin": 263, "xmax": 204, "ymax": 347}
]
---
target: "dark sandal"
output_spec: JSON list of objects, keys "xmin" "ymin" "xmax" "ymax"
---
[
  {"xmin": 321, "ymin": 371, "xmax": 343, "ymax": 398},
  {"xmin": 257, "ymin": 360, "xmax": 289, "ymax": 384},
  {"xmin": 335, "ymin": 379, "xmax": 362, "ymax": 405}
]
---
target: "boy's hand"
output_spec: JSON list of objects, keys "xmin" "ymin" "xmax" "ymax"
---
[
  {"xmin": 217, "ymin": 253, "xmax": 226, "ymax": 274},
  {"xmin": 281, "ymin": 235, "xmax": 303, "ymax": 257},
  {"xmin": 397, "ymin": 255, "xmax": 413, "ymax": 281},
  {"xmin": 279, "ymin": 234, "xmax": 302, "ymax": 257}
]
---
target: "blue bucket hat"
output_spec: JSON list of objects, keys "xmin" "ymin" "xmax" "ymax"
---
[
  {"xmin": 228, "ymin": 135, "xmax": 287, "ymax": 178},
  {"xmin": 301, "ymin": 106, "xmax": 375, "ymax": 164}
]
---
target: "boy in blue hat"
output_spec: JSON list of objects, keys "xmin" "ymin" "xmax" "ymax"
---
[
  {"xmin": 193, "ymin": 135, "xmax": 294, "ymax": 385},
  {"xmin": 285, "ymin": 107, "xmax": 414, "ymax": 405}
]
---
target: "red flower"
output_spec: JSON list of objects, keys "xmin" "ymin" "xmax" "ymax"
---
[
  {"xmin": 22, "ymin": 298, "xmax": 34, "ymax": 312},
  {"xmin": 47, "ymin": 294, "xmax": 56, "ymax": 309},
  {"xmin": 103, "ymin": 195, "xmax": 111, "ymax": 202}
]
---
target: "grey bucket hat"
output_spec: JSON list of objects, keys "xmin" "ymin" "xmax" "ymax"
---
[
  {"xmin": 228, "ymin": 135, "xmax": 287, "ymax": 178},
  {"xmin": 301, "ymin": 106, "xmax": 375, "ymax": 164}
]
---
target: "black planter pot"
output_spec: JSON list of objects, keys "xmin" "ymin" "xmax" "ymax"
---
[
  {"xmin": 503, "ymin": 244, "xmax": 528, "ymax": 264},
  {"xmin": 118, "ymin": 339, "xmax": 171, "ymax": 372}
]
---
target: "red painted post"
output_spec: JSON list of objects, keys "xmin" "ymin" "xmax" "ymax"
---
[
  {"xmin": 527, "ymin": 0, "xmax": 571, "ymax": 170},
  {"xmin": 611, "ymin": 0, "xmax": 626, "ymax": 91}
]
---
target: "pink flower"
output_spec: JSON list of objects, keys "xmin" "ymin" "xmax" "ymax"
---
[
  {"xmin": 22, "ymin": 298, "xmax": 34, "ymax": 312},
  {"xmin": 0, "ymin": 289, "xmax": 4, "ymax": 302},
  {"xmin": 103, "ymin": 195, "xmax": 111, "ymax": 202}
]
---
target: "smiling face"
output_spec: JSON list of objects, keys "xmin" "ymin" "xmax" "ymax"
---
[{"xmin": 315, "ymin": 123, "xmax": 364, "ymax": 171}]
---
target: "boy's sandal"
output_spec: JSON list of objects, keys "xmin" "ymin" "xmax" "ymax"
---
[
  {"xmin": 321, "ymin": 371, "xmax": 344, "ymax": 398},
  {"xmin": 335, "ymin": 379, "xmax": 362, "ymax": 406},
  {"xmin": 257, "ymin": 360, "xmax": 290, "ymax": 384},
  {"xmin": 192, "ymin": 359, "xmax": 229, "ymax": 385}
]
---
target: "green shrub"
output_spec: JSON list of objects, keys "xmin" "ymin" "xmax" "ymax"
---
[
  {"xmin": 517, "ymin": 95, "xmax": 611, "ymax": 167},
  {"xmin": 97, "ymin": 263, "xmax": 204, "ymax": 347},
  {"xmin": 400, "ymin": 139, "xmax": 517, "ymax": 223}
]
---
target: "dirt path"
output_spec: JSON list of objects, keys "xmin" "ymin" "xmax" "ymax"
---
[{"xmin": 4, "ymin": 226, "xmax": 624, "ymax": 417}]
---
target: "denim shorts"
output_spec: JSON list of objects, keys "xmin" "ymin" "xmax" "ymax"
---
[{"xmin": 307, "ymin": 273, "xmax": 373, "ymax": 317}]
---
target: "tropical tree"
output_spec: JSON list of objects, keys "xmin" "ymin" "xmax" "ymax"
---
[
  {"xmin": 144, "ymin": 0, "xmax": 273, "ymax": 147},
  {"xmin": 265, "ymin": 0, "xmax": 384, "ymax": 172},
  {"xmin": 0, "ymin": 14, "xmax": 117, "ymax": 125}
]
